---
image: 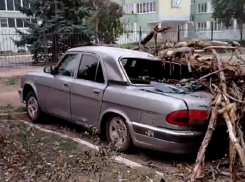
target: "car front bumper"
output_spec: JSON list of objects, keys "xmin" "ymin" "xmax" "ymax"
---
[{"xmin": 130, "ymin": 122, "xmax": 206, "ymax": 154}]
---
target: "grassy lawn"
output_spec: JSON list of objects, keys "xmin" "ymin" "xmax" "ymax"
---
[{"xmin": 0, "ymin": 120, "xmax": 161, "ymax": 182}]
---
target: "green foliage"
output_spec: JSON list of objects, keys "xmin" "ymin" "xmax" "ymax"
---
[
  {"xmin": 14, "ymin": 0, "xmax": 94, "ymax": 62},
  {"xmin": 91, "ymin": 0, "xmax": 124, "ymax": 44},
  {"xmin": 212, "ymin": 0, "xmax": 245, "ymax": 27}
]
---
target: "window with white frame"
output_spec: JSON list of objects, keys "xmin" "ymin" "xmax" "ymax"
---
[
  {"xmin": 197, "ymin": 3, "xmax": 207, "ymax": 13},
  {"xmin": 0, "ymin": 0, "xmax": 29, "ymax": 11},
  {"xmin": 197, "ymin": 22, "xmax": 207, "ymax": 30},
  {"xmin": 191, "ymin": 0, "xmax": 195, "ymax": 3},
  {"xmin": 190, "ymin": 15, "xmax": 194, "ymax": 21},
  {"xmin": 210, "ymin": 4, "xmax": 214, "ymax": 12},
  {"xmin": 0, "ymin": 18, "xmax": 34, "ymax": 28},
  {"xmin": 0, "ymin": 18, "xmax": 7, "ymax": 27},
  {"xmin": 124, "ymin": 3, "xmax": 134, "ymax": 14},
  {"xmin": 137, "ymin": 1, "xmax": 156, "ymax": 13},
  {"xmin": 8, "ymin": 18, "xmax": 15, "ymax": 27}
]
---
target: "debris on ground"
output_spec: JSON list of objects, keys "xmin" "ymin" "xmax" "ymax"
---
[{"xmin": 0, "ymin": 120, "xmax": 178, "ymax": 182}]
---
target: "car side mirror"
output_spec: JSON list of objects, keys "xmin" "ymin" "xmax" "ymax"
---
[{"xmin": 43, "ymin": 65, "xmax": 55, "ymax": 75}]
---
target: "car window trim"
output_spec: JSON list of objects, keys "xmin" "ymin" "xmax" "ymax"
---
[
  {"xmin": 118, "ymin": 56, "xmax": 161, "ymax": 87},
  {"xmin": 76, "ymin": 52, "xmax": 106, "ymax": 84},
  {"xmin": 55, "ymin": 52, "xmax": 82, "ymax": 78}
]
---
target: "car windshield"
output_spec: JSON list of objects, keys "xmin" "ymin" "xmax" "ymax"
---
[{"xmin": 120, "ymin": 58, "xmax": 192, "ymax": 84}]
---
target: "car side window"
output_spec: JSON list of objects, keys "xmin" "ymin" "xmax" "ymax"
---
[
  {"xmin": 56, "ymin": 54, "xmax": 78, "ymax": 77},
  {"xmin": 77, "ymin": 54, "xmax": 105, "ymax": 83}
]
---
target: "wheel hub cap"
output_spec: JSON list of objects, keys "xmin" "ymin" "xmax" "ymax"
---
[
  {"xmin": 27, "ymin": 97, "xmax": 38, "ymax": 118},
  {"xmin": 109, "ymin": 117, "xmax": 127, "ymax": 147}
]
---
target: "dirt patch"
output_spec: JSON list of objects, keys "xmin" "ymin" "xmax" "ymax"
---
[{"xmin": 0, "ymin": 77, "xmax": 23, "ymax": 111}]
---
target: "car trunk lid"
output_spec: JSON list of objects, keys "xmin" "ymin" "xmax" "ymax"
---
[{"xmin": 140, "ymin": 82, "xmax": 213, "ymax": 127}]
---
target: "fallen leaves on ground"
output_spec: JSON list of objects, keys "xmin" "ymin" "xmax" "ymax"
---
[{"xmin": 0, "ymin": 120, "xmax": 163, "ymax": 182}]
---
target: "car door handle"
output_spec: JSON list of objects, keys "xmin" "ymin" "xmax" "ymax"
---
[
  {"xmin": 63, "ymin": 83, "xmax": 69, "ymax": 87},
  {"xmin": 93, "ymin": 89, "xmax": 100, "ymax": 95}
]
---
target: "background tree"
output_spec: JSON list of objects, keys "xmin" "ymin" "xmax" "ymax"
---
[
  {"xmin": 14, "ymin": 0, "xmax": 93, "ymax": 63},
  {"xmin": 212, "ymin": 0, "xmax": 245, "ymax": 34},
  {"xmin": 91, "ymin": 0, "xmax": 123, "ymax": 44}
]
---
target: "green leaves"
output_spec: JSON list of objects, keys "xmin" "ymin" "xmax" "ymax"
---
[
  {"xmin": 212, "ymin": 0, "xmax": 245, "ymax": 26},
  {"xmin": 91, "ymin": 0, "xmax": 124, "ymax": 44},
  {"xmin": 14, "ymin": 0, "xmax": 94, "ymax": 62}
]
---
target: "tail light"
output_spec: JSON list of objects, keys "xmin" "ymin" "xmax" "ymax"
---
[{"xmin": 166, "ymin": 110, "xmax": 208, "ymax": 126}]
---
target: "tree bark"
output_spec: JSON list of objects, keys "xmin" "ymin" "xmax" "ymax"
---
[{"xmin": 190, "ymin": 94, "xmax": 222, "ymax": 181}]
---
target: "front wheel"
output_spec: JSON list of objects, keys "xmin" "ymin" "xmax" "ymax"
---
[
  {"xmin": 26, "ymin": 91, "xmax": 43, "ymax": 123},
  {"xmin": 106, "ymin": 116, "xmax": 134, "ymax": 153}
]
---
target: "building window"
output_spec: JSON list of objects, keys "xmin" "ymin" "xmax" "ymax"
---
[
  {"xmin": 16, "ymin": 18, "xmax": 23, "ymax": 27},
  {"xmin": 197, "ymin": 22, "xmax": 207, "ymax": 30},
  {"xmin": 210, "ymin": 4, "xmax": 214, "ymax": 12},
  {"xmin": 15, "ymin": 0, "xmax": 21, "ymax": 11},
  {"xmin": 7, "ymin": 0, "xmax": 14, "ymax": 10},
  {"xmin": 0, "ymin": 0, "xmax": 29, "ymax": 11},
  {"xmin": 137, "ymin": 1, "xmax": 156, "ymax": 13},
  {"xmin": 190, "ymin": 15, "xmax": 194, "ymax": 21},
  {"xmin": 0, "ymin": 0, "xmax": 6, "ymax": 10},
  {"xmin": 22, "ymin": 0, "xmax": 28, "ymax": 8},
  {"xmin": 8, "ymin": 18, "xmax": 15, "ymax": 27},
  {"xmin": 24, "ymin": 19, "xmax": 30, "ymax": 27},
  {"xmin": 198, "ymin": 3, "xmax": 207, "ymax": 13},
  {"xmin": 0, "ymin": 19, "xmax": 7, "ymax": 27},
  {"xmin": 124, "ymin": 3, "xmax": 133, "ymax": 14},
  {"xmin": 191, "ymin": 0, "xmax": 195, "ymax": 3},
  {"xmin": 153, "ymin": 1, "xmax": 156, "ymax": 11}
]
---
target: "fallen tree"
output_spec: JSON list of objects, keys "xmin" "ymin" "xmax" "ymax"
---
[
  {"xmin": 132, "ymin": 27, "xmax": 245, "ymax": 181},
  {"xmin": 163, "ymin": 47, "xmax": 245, "ymax": 181}
]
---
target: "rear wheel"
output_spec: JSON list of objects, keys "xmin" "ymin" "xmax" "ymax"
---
[
  {"xmin": 26, "ymin": 91, "xmax": 43, "ymax": 123},
  {"xmin": 106, "ymin": 115, "xmax": 133, "ymax": 152}
]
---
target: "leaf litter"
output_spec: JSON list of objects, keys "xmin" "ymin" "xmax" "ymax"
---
[{"xmin": 0, "ymin": 120, "xmax": 169, "ymax": 182}]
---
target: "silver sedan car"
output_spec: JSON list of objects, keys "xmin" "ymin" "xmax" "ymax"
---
[{"xmin": 19, "ymin": 46, "xmax": 224, "ymax": 154}]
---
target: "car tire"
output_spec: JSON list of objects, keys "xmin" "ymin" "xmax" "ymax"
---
[
  {"xmin": 106, "ymin": 115, "xmax": 134, "ymax": 153},
  {"xmin": 26, "ymin": 91, "xmax": 43, "ymax": 123}
]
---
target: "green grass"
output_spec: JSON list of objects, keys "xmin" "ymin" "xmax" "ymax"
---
[{"xmin": 5, "ymin": 77, "xmax": 20, "ymax": 85}]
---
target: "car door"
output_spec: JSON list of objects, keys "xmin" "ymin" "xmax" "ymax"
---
[
  {"xmin": 39, "ymin": 53, "xmax": 81, "ymax": 121},
  {"xmin": 70, "ymin": 53, "xmax": 107, "ymax": 127}
]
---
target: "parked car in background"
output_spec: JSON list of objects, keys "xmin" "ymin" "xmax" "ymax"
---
[{"xmin": 19, "ymin": 46, "xmax": 227, "ymax": 154}]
